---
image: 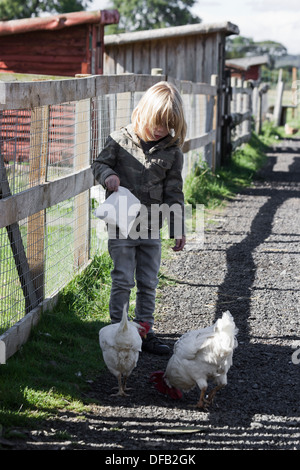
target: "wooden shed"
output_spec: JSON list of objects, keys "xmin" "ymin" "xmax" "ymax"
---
[
  {"xmin": 103, "ymin": 22, "xmax": 239, "ymax": 83},
  {"xmin": 225, "ymin": 55, "xmax": 270, "ymax": 81},
  {"xmin": 0, "ymin": 9, "xmax": 120, "ymax": 77}
]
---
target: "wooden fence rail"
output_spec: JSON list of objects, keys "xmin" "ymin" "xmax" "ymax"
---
[{"xmin": 0, "ymin": 72, "xmax": 266, "ymax": 363}]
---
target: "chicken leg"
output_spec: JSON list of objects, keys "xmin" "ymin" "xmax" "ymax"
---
[
  {"xmin": 195, "ymin": 384, "xmax": 224, "ymax": 408},
  {"xmin": 111, "ymin": 374, "xmax": 128, "ymax": 397},
  {"xmin": 111, "ymin": 375, "xmax": 133, "ymax": 397},
  {"xmin": 195, "ymin": 387, "xmax": 207, "ymax": 408},
  {"xmin": 207, "ymin": 384, "xmax": 224, "ymax": 405}
]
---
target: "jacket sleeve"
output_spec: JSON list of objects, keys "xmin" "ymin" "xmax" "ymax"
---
[
  {"xmin": 163, "ymin": 149, "xmax": 185, "ymax": 238},
  {"xmin": 91, "ymin": 136, "xmax": 119, "ymax": 188}
]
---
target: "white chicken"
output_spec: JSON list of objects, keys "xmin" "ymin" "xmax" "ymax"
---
[
  {"xmin": 99, "ymin": 305, "xmax": 150, "ymax": 396},
  {"xmin": 150, "ymin": 311, "xmax": 238, "ymax": 408}
]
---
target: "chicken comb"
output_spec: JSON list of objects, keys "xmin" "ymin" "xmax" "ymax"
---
[
  {"xmin": 138, "ymin": 321, "xmax": 151, "ymax": 337},
  {"xmin": 150, "ymin": 371, "xmax": 183, "ymax": 400}
]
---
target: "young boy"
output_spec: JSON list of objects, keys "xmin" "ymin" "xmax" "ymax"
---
[{"xmin": 92, "ymin": 81, "xmax": 187, "ymax": 354}]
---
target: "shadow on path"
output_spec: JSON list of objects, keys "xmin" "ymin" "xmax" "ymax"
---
[{"xmin": 210, "ymin": 143, "xmax": 300, "ymax": 425}]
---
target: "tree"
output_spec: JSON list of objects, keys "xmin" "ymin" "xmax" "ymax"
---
[
  {"xmin": 0, "ymin": 0, "xmax": 91, "ymax": 21},
  {"xmin": 226, "ymin": 36, "xmax": 287, "ymax": 59},
  {"xmin": 106, "ymin": 0, "xmax": 201, "ymax": 33}
]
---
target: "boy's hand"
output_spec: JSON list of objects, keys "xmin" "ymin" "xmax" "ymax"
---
[
  {"xmin": 172, "ymin": 235, "xmax": 186, "ymax": 252},
  {"xmin": 105, "ymin": 175, "xmax": 120, "ymax": 192}
]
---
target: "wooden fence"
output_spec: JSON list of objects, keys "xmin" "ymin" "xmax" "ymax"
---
[{"xmin": 0, "ymin": 72, "xmax": 266, "ymax": 362}]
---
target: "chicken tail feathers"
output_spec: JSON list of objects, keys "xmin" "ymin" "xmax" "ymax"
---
[
  {"xmin": 119, "ymin": 303, "xmax": 129, "ymax": 332},
  {"xmin": 150, "ymin": 371, "xmax": 183, "ymax": 400}
]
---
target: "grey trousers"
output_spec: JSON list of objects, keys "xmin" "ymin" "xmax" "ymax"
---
[{"xmin": 108, "ymin": 237, "xmax": 161, "ymax": 331}]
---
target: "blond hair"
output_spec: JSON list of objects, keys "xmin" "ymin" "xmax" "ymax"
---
[{"xmin": 131, "ymin": 81, "xmax": 187, "ymax": 148}]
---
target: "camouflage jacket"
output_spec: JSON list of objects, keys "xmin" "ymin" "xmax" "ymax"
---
[{"xmin": 91, "ymin": 124, "xmax": 185, "ymax": 236}]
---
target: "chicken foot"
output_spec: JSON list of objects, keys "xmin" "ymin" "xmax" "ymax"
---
[
  {"xmin": 195, "ymin": 387, "xmax": 208, "ymax": 408},
  {"xmin": 110, "ymin": 375, "xmax": 131, "ymax": 397},
  {"xmin": 207, "ymin": 384, "xmax": 224, "ymax": 405},
  {"xmin": 195, "ymin": 384, "xmax": 224, "ymax": 409}
]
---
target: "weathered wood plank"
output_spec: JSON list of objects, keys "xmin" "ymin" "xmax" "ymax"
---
[
  {"xmin": 6, "ymin": 223, "xmax": 39, "ymax": 313},
  {"xmin": 182, "ymin": 130, "xmax": 216, "ymax": 153},
  {"xmin": 232, "ymin": 87, "xmax": 252, "ymax": 95},
  {"xmin": 0, "ymin": 289, "xmax": 61, "ymax": 364},
  {"xmin": 0, "ymin": 74, "xmax": 155, "ymax": 109},
  {"xmin": 180, "ymin": 81, "xmax": 217, "ymax": 96},
  {"xmin": 0, "ymin": 167, "xmax": 94, "ymax": 228},
  {"xmin": 0, "ymin": 303, "xmax": 42, "ymax": 364},
  {"xmin": 0, "ymin": 73, "xmax": 217, "ymax": 112},
  {"xmin": 231, "ymin": 110, "xmax": 252, "ymax": 127},
  {"xmin": 231, "ymin": 132, "xmax": 252, "ymax": 151}
]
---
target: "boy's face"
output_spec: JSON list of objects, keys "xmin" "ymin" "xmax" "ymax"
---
[{"xmin": 145, "ymin": 125, "xmax": 169, "ymax": 141}]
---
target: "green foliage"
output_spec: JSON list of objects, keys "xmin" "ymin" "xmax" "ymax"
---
[
  {"xmin": 61, "ymin": 252, "xmax": 113, "ymax": 321},
  {"xmin": 0, "ymin": 0, "xmax": 89, "ymax": 20},
  {"xmin": 184, "ymin": 160, "xmax": 232, "ymax": 209},
  {"xmin": 259, "ymin": 120, "xmax": 284, "ymax": 142},
  {"xmin": 226, "ymin": 35, "xmax": 287, "ymax": 59},
  {"xmin": 184, "ymin": 129, "xmax": 271, "ymax": 209},
  {"xmin": 106, "ymin": 0, "xmax": 201, "ymax": 33}
]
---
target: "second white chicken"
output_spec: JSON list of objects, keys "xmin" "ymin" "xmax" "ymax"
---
[{"xmin": 150, "ymin": 311, "xmax": 238, "ymax": 408}]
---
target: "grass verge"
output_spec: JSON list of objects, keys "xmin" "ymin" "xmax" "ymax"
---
[
  {"xmin": 0, "ymin": 253, "xmax": 113, "ymax": 430},
  {"xmin": 183, "ymin": 127, "xmax": 274, "ymax": 209}
]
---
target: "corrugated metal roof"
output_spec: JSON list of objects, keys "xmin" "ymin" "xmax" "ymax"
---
[
  {"xmin": 225, "ymin": 55, "xmax": 270, "ymax": 71},
  {"xmin": 0, "ymin": 9, "xmax": 120, "ymax": 37}
]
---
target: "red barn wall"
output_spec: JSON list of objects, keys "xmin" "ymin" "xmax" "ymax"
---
[
  {"xmin": 245, "ymin": 65, "xmax": 260, "ymax": 81},
  {"xmin": 228, "ymin": 65, "xmax": 260, "ymax": 81},
  {"xmin": 0, "ymin": 25, "xmax": 90, "ymax": 77}
]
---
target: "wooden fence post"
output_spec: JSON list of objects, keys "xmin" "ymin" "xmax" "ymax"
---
[
  {"xmin": 243, "ymin": 81, "xmax": 252, "ymax": 136},
  {"xmin": 256, "ymin": 87, "xmax": 263, "ymax": 135},
  {"xmin": 74, "ymin": 94, "xmax": 91, "ymax": 269},
  {"xmin": 211, "ymin": 74, "xmax": 218, "ymax": 172},
  {"xmin": 256, "ymin": 83, "xmax": 269, "ymax": 134},
  {"xmin": 221, "ymin": 69, "xmax": 232, "ymax": 164},
  {"xmin": 274, "ymin": 69, "xmax": 284, "ymax": 126},
  {"xmin": 27, "ymin": 105, "xmax": 49, "ymax": 304},
  {"xmin": 237, "ymin": 78, "xmax": 243, "ymax": 139},
  {"xmin": 292, "ymin": 67, "xmax": 297, "ymax": 118}
]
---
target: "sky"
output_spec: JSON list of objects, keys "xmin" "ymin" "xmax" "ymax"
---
[{"xmin": 88, "ymin": 0, "xmax": 300, "ymax": 55}]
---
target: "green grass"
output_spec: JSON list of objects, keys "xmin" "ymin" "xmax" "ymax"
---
[
  {"xmin": 0, "ymin": 121, "xmax": 287, "ymax": 436},
  {"xmin": 0, "ymin": 252, "xmax": 113, "ymax": 430}
]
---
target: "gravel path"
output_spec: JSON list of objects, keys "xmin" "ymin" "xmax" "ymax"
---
[{"xmin": 7, "ymin": 138, "xmax": 300, "ymax": 451}]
